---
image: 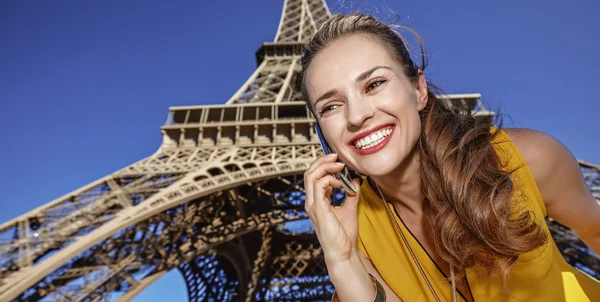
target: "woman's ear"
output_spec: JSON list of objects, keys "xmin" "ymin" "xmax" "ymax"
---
[{"xmin": 415, "ymin": 70, "xmax": 428, "ymax": 111}]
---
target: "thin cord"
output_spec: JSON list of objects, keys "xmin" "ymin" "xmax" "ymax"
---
[
  {"xmin": 375, "ymin": 182, "xmax": 457, "ymax": 302},
  {"xmin": 450, "ymin": 265, "xmax": 457, "ymax": 302}
]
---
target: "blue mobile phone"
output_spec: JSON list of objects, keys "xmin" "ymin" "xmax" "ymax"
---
[{"xmin": 314, "ymin": 123, "xmax": 357, "ymax": 196}]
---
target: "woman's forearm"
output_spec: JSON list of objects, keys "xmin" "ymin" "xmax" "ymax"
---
[{"xmin": 326, "ymin": 249, "xmax": 376, "ymax": 301}]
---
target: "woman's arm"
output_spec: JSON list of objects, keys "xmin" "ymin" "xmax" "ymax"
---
[
  {"xmin": 327, "ymin": 249, "xmax": 378, "ymax": 301},
  {"xmin": 328, "ymin": 249, "xmax": 402, "ymax": 302},
  {"xmin": 357, "ymin": 250, "xmax": 403, "ymax": 302},
  {"xmin": 505, "ymin": 128, "xmax": 600, "ymax": 255},
  {"xmin": 303, "ymin": 154, "xmax": 400, "ymax": 301}
]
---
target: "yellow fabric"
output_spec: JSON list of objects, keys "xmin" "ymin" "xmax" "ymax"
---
[{"xmin": 356, "ymin": 129, "xmax": 600, "ymax": 301}]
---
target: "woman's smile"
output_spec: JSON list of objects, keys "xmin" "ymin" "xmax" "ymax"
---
[{"xmin": 349, "ymin": 124, "xmax": 395, "ymax": 155}]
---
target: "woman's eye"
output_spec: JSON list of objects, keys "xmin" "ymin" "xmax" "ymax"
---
[
  {"xmin": 319, "ymin": 104, "xmax": 339, "ymax": 116},
  {"xmin": 366, "ymin": 80, "xmax": 386, "ymax": 93}
]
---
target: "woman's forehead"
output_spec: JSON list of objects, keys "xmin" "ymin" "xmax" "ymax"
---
[
  {"xmin": 305, "ymin": 34, "xmax": 399, "ymax": 98},
  {"xmin": 311, "ymin": 34, "xmax": 394, "ymax": 70}
]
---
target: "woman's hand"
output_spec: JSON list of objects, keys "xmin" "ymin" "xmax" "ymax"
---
[
  {"xmin": 304, "ymin": 154, "xmax": 380, "ymax": 301},
  {"xmin": 303, "ymin": 153, "xmax": 362, "ymax": 265}
]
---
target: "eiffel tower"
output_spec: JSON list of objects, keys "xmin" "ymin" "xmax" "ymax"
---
[{"xmin": 1, "ymin": 0, "xmax": 599, "ymax": 301}]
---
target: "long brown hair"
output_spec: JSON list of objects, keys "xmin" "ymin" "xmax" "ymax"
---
[{"xmin": 297, "ymin": 12, "xmax": 547, "ymax": 291}]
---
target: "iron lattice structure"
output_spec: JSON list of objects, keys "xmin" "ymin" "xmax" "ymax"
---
[{"xmin": 0, "ymin": 0, "xmax": 599, "ymax": 301}]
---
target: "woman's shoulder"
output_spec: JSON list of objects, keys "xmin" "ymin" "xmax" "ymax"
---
[
  {"xmin": 501, "ymin": 128, "xmax": 559, "ymax": 165},
  {"xmin": 500, "ymin": 128, "xmax": 591, "ymax": 215},
  {"xmin": 501, "ymin": 127, "xmax": 572, "ymax": 188}
]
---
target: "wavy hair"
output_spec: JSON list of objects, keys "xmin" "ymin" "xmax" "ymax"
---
[{"xmin": 297, "ymin": 12, "xmax": 547, "ymax": 292}]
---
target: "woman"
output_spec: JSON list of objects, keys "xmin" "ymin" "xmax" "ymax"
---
[{"xmin": 300, "ymin": 12, "xmax": 600, "ymax": 301}]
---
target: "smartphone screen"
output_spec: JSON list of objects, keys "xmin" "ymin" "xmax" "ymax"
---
[{"xmin": 314, "ymin": 123, "xmax": 357, "ymax": 196}]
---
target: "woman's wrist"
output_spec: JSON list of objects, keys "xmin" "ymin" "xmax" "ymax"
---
[
  {"xmin": 331, "ymin": 274, "xmax": 386, "ymax": 302},
  {"xmin": 326, "ymin": 249, "xmax": 376, "ymax": 301}
]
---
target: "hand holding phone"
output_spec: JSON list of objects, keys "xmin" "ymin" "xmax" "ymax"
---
[
  {"xmin": 314, "ymin": 123, "xmax": 357, "ymax": 196},
  {"xmin": 303, "ymin": 149, "xmax": 364, "ymax": 291}
]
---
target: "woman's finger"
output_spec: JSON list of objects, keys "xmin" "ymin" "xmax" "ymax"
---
[
  {"xmin": 306, "ymin": 173, "xmax": 343, "ymax": 221},
  {"xmin": 311, "ymin": 174, "xmax": 344, "ymax": 223},
  {"xmin": 340, "ymin": 178, "xmax": 362, "ymax": 211},
  {"xmin": 304, "ymin": 153, "xmax": 338, "ymax": 176},
  {"xmin": 306, "ymin": 173, "xmax": 343, "ymax": 215},
  {"xmin": 304, "ymin": 154, "xmax": 337, "ymax": 204},
  {"xmin": 304, "ymin": 161, "xmax": 346, "ymax": 209}
]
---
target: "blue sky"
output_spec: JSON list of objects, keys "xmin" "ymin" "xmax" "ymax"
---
[{"xmin": 1, "ymin": 0, "xmax": 598, "ymax": 301}]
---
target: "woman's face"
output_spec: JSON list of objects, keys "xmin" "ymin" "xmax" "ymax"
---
[{"xmin": 305, "ymin": 33, "xmax": 428, "ymax": 177}]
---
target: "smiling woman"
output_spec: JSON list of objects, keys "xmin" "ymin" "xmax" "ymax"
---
[{"xmin": 298, "ymin": 12, "xmax": 600, "ymax": 302}]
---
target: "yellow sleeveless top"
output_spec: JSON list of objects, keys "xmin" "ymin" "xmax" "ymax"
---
[{"xmin": 356, "ymin": 129, "xmax": 600, "ymax": 301}]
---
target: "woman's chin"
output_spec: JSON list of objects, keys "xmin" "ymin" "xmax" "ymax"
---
[{"xmin": 355, "ymin": 162, "xmax": 400, "ymax": 178}]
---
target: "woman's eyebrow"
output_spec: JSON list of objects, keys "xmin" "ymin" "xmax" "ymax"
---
[
  {"xmin": 355, "ymin": 65, "xmax": 392, "ymax": 83},
  {"xmin": 313, "ymin": 90, "xmax": 338, "ymax": 109}
]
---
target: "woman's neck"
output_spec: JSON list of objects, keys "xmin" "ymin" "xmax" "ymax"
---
[{"xmin": 370, "ymin": 145, "xmax": 424, "ymax": 215}]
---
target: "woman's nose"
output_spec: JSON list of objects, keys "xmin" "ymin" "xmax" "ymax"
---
[{"xmin": 346, "ymin": 95, "xmax": 375, "ymax": 128}]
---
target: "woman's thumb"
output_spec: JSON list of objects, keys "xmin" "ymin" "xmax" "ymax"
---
[{"xmin": 342, "ymin": 178, "xmax": 361, "ymax": 210}]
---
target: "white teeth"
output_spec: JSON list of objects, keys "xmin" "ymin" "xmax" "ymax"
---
[{"xmin": 353, "ymin": 128, "xmax": 393, "ymax": 149}]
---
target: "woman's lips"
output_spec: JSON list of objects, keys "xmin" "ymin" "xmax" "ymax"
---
[{"xmin": 352, "ymin": 127, "xmax": 394, "ymax": 155}]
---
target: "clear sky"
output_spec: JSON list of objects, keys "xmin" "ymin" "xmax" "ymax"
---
[{"xmin": 1, "ymin": 0, "xmax": 598, "ymax": 301}]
